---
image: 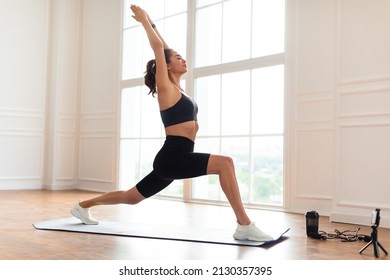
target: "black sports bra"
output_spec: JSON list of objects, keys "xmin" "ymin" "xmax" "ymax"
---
[{"xmin": 160, "ymin": 93, "xmax": 198, "ymax": 128}]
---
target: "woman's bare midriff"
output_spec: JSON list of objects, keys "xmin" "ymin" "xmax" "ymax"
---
[{"xmin": 164, "ymin": 121, "xmax": 199, "ymax": 141}]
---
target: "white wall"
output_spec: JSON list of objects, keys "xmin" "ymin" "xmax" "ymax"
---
[
  {"xmin": 78, "ymin": 0, "xmax": 121, "ymax": 192},
  {"xmin": 287, "ymin": 0, "xmax": 390, "ymax": 227},
  {"xmin": 0, "ymin": 0, "xmax": 48, "ymax": 189},
  {"xmin": 0, "ymin": 0, "xmax": 121, "ymax": 191},
  {"xmin": 0, "ymin": 0, "xmax": 389, "ymax": 227}
]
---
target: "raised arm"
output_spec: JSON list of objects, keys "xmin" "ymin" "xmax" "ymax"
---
[
  {"xmin": 146, "ymin": 12, "xmax": 169, "ymax": 49},
  {"xmin": 130, "ymin": 5, "xmax": 171, "ymax": 92},
  {"xmin": 131, "ymin": 5, "xmax": 163, "ymax": 54}
]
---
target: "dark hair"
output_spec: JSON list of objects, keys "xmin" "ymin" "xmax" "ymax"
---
[{"xmin": 144, "ymin": 48, "xmax": 173, "ymax": 97}]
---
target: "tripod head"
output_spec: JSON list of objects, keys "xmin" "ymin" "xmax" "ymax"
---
[{"xmin": 371, "ymin": 208, "xmax": 381, "ymax": 228}]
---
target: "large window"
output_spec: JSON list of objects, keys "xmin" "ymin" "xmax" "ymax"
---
[{"xmin": 120, "ymin": 0, "xmax": 285, "ymax": 206}]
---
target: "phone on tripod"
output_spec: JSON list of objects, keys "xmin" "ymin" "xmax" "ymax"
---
[
  {"xmin": 371, "ymin": 208, "xmax": 380, "ymax": 226},
  {"xmin": 359, "ymin": 208, "xmax": 388, "ymax": 258}
]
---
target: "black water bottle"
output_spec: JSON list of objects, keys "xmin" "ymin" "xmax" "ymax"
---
[{"xmin": 305, "ymin": 211, "xmax": 319, "ymax": 237}]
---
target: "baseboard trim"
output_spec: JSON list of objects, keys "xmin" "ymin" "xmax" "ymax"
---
[{"xmin": 330, "ymin": 212, "xmax": 390, "ymax": 228}]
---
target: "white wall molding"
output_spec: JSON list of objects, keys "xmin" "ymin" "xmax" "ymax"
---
[
  {"xmin": 58, "ymin": 115, "xmax": 77, "ymax": 134},
  {"xmin": 336, "ymin": 199, "xmax": 390, "ymax": 210},
  {"xmin": 76, "ymin": 0, "xmax": 122, "ymax": 191},
  {"xmin": 43, "ymin": 0, "xmax": 82, "ymax": 191},
  {"xmin": 294, "ymin": 194, "xmax": 333, "ymax": 200},
  {"xmin": 0, "ymin": 134, "xmax": 44, "ymax": 181},
  {"xmin": 331, "ymin": 211, "xmax": 390, "ymax": 228},
  {"xmin": 288, "ymin": 0, "xmax": 390, "ymax": 228},
  {"xmin": 79, "ymin": 135, "xmax": 117, "ymax": 184},
  {"xmin": 0, "ymin": 180, "xmax": 44, "ymax": 190},
  {"xmin": 335, "ymin": 123, "xmax": 390, "ymax": 227},
  {"xmin": 294, "ymin": 90, "xmax": 335, "ymax": 99},
  {"xmin": 296, "ymin": 99, "xmax": 334, "ymax": 123},
  {"xmin": 0, "ymin": 112, "xmax": 45, "ymax": 133},
  {"xmin": 338, "ymin": 87, "xmax": 390, "ymax": 118},
  {"xmin": 54, "ymin": 135, "xmax": 76, "ymax": 181},
  {"xmin": 338, "ymin": 76, "xmax": 390, "ymax": 88},
  {"xmin": 80, "ymin": 113, "xmax": 116, "ymax": 134},
  {"xmin": 337, "ymin": 0, "xmax": 390, "ymax": 82}
]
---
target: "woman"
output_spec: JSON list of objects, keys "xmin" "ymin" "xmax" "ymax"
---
[{"xmin": 71, "ymin": 5, "xmax": 272, "ymax": 242}]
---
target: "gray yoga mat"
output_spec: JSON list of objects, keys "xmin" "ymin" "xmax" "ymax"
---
[{"xmin": 33, "ymin": 217, "xmax": 289, "ymax": 247}]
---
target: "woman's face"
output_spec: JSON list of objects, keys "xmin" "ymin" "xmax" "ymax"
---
[{"xmin": 168, "ymin": 51, "xmax": 187, "ymax": 74}]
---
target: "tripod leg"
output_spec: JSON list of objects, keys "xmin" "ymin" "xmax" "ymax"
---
[
  {"xmin": 377, "ymin": 242, "xmax": 388, "ymax": 255},
  {"xmin": 359, "ymin": 240, "xmax": 372, "ymax": 254},
  {"xmin": 373, "ymin": 241, "xmax": 379, "ymax": 258}
]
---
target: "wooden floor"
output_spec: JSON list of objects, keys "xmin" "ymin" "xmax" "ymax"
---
[{"xmin": 1, "ymin": 189, "xmax": 389, "ymax": 260}]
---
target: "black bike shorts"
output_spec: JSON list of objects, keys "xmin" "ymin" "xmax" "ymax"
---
[{"xmin": 135, "ymin": 136, "xmax": 211, "ymax": 198}]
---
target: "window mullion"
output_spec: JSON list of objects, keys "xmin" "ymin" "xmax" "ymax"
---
[
  {"xmin": 185, "ymin": 0, "xmax": 196, "ymax": 201},
  {"xmin": 220, "ymin": 1, "xmax": 225, "ymax": 64},
  {"xmin": 248, "ymin": 70, "xmax": 253, "ymax": 203}
]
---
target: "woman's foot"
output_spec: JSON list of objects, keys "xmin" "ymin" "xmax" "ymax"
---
[
  {"xmin": 233, "ymin": 222, "xmax": 273, "ymax": 241},
  {"xmin": 70, "ymin": 202, "xmax": 99, "ymax": 225}
]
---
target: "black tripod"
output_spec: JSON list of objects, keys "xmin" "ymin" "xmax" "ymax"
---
[{"xmin": 359, "ymin": 209, "xmax": 388, "ymax": 258}]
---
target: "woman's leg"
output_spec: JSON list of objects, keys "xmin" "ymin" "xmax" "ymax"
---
[
  {"xmin": 77, "ymin": 169, "xmax": 173, "ymax": 209},
  {"xmin": 206, "ymin": 154, "xmax": 251, "ymax": 226},
  {"xmin": 80, "ymin": 186, "xmax": 145, "ymax": 208},
  {"xmin": 70, "ymin": 187, "xmax": 145, "ymax": 225},
  {"xmin": 71, "ymin": 171, "xmax": 172, "ymax": 224},
  {"xmin": 207, "ymin": 154, "xmax": 273, "ymax": 241}
]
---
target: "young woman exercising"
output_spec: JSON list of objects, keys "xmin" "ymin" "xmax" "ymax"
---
[{"xmin": 71, "ymin": 4, "xmax": 272, "ymax": 242}]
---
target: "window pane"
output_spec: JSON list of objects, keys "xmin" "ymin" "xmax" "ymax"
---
[
  {"xmin": 140, "ymin": 88, "xmax": 162, "ymax": 138},
  {"xmin": 222, "ymin": 0, "xmax": 251, "ymax": 63},
  {"xmin": 121, "ymin": 87, "xmax": 141, "ymax": 138},
  {"xmin": 159, "ymin": 180, "xmax": 183, "ymax": 197},
  {"xmin": 164, "ymin": 13, "xmax": 187, "ymax": 57},
  {"xmin": 122, "ymin": 27, "xmax": 144, "ymax": 80},
  {"xmin": 252, "ymin": 0, "xmax": 285, "ymax": 57},
  {"xmin": 251, "ymin": 65, "xmax": 284, "ymax": 135},
  {"xmin": 123, "ymin": 0, "xmax": 143, "ymax": 29},
  {"xmin": 192, "ymin": 137, "xmax": 221, "ymax": 200},
  {"xmin": 195, "ymin": 75, "xmax": 221, "ymax": 136},
  {"xmin": 196, "ymin": 0, "xmax": 220, "ymax": 8},
  {"xmin": 251, "ymin": 136, "xmax": 283, "ymax": 205},
  {"xmin": 165, "ymin": 0, "xmax": 187, "ymax": 16},
  {"xmin": 195, "ymin": 4, "xmax": 222, "ymax": 67},
  {"xmin": 139, "ymin": 139, "xmax": 161, "ymax": 178},
  {"xmin": 143, "ymin": 0, "xmax": 165, "ymax": 21},
  {"xmin": 221, "ymin": 137, "xmax": 250, "ymax": 203},
  {"xmin": 119, "ymin": 139, "xmax": 140, "ymax": 189},
  {"xmin": 221, "ymin": 71, "xmax": 250, "ymax": 135}
]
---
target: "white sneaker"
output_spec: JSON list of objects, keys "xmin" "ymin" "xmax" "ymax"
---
[
  {"xmin": 70, "ymin": 202, "xmax": 99, "ymax": 225},
  {"xmin": 233, "ymin": 222, "xmax": 273, "ymax": 242}
]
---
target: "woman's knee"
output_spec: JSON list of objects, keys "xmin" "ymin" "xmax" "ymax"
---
[
  {"xmin": 208, "ymin": 155, "xmax": 235, "ymax": 173},
  {"xmin": 221, "ymin": 155, "xmax": 234, "ymax": 169},
  {"xmin": 123, "ymin": 187, "xmax": 145, "ymax": 205}
]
